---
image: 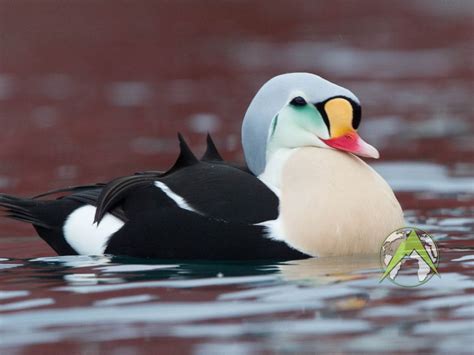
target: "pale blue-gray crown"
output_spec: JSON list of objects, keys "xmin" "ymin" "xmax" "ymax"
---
[{"xmin": 241, "ymin": 73, "xmax": 359, "ymax": 175}]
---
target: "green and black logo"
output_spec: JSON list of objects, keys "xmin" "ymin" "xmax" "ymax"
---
[{"xmin": 380, "ymin": 227, "xmax": 440, "ymax": 287}]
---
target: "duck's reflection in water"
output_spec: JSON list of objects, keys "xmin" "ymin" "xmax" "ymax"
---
[
  {"xmin": 277, "ymin": 255, "xmax": 381, "ymax": 312},
  {"xmin": 279, "ymin": 254, "xmax": 381, "ymax": 284}
]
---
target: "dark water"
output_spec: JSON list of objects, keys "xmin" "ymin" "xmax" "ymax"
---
[{"xmin": 0, "ymin": 1, "xmax": 473, "ymax": 354}]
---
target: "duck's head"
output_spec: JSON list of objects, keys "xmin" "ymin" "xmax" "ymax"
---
[{"xmin": 242, "ymin": 73, "xmax": 379, "ymax": 175}]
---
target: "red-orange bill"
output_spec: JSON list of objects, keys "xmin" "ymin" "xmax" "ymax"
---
[{"xmin": 322, "ymin": 132, "xmax": 380, "ymax": 159}]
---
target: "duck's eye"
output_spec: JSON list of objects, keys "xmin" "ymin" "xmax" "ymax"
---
[{"xmin": 290, "ymin": 96, "xmax": 307, "ymax": 107}]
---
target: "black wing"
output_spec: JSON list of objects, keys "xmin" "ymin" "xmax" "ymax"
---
[
  {"xmin": 95, "ymin": 139, "xmax": 278, "ymax": 225},
  {"xmin": 93, "ymin": 134, "xmax": 258, "ymax": 224}
]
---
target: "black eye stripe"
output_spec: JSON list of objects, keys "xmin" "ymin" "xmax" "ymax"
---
[
  {"xmin": 315, "ymin": 102, "xmax": 330, "ymax": 133},
  {"xmin": 290, "ymin": 96, "xmax": 307, "ymax": 106},
  {"xmin": 352, "ymin": 103, "xmax": 361, "ymax": 129}
]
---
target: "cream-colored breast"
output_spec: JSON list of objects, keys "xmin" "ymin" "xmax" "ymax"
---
[{"xmin": 280, "ymin": 147, "xmax": 405, "ymax": 257}]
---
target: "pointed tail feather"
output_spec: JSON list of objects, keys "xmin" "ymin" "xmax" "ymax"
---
[{"xmin": 0, "ymin": 194, "xmax": 52, "ymax": 228}]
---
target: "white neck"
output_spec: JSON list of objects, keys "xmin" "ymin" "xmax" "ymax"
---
[{"xmin": 258, "ymin": 148, "xmax": 297, "ymax": 193}]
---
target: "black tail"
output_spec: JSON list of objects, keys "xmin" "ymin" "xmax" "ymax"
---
[
  {"xmin": 0, "ymin": 193, "xmax": 80, "ymax": 255},
  {"xmin": 0, "ymin": 194, "xmax": 51, "ymax": 228}
]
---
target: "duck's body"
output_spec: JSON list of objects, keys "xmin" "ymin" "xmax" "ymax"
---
[
  {"xmin": 0, "ymin": 73, "xmax": 405, "ymax": 259},
  {"xmin": 0, "ymin": 137, "xmax": 307, "ymax": 259}
]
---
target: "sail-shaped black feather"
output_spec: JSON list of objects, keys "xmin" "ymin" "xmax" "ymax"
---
[
  {"xmin": 163, "ymin": 133, "xmax": 199, "ymax": 176},
  {"xmin": 94, "ymin": 134, "xmax": 199, "ymax": 224},
  {"xmin": 201, "ymin": 134, "xmax": 223, "ymax": 162}
]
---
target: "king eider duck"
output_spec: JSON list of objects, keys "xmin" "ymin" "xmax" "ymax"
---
[{"xmin": 0, "ymin": 73, "xmax": 404, "ymax": 260}]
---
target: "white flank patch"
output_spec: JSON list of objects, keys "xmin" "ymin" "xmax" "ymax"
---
[
  {"xmin": 154, "ymin": 181, "xmax": 197, "ymax": 212},
  {"xmin": 63, "ymin": 205, "xmax": 125, "ymax": 255},
  {"xmin": 256, "ymin": 216, "xmax": 286, "ymax": 242},
  {"xmin": 257, "ymin": 216, "xmax": 316, "ymax": 256}
]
